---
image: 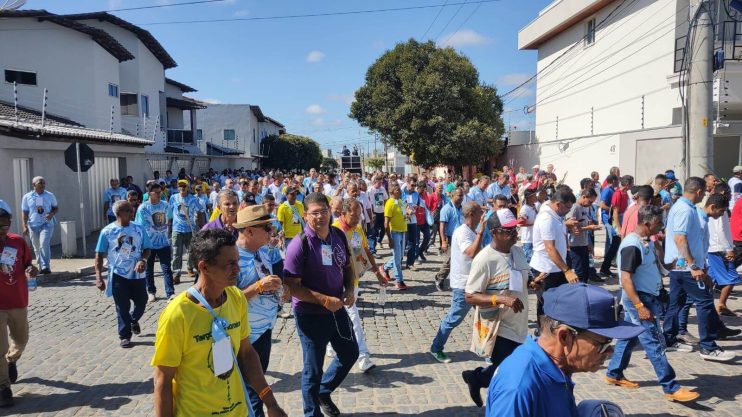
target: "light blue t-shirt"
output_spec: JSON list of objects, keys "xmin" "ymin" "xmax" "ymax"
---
[
  {"xmin": 468, "ymin": 186, "xmax": 487, "ymax": 206},
  {"xmin": 168, "ymin": 194, "xmax": 203, "ymax": 233},
  {"xmin": 103, "ymin": 187, "xmax": 128, "ymax": 217},
  {"xmin": 21, "ymin": 190, "xmax": 58, "ymax": 228},
  {"xmin": 664, "ymin": 197, "xmax": 707, "ymax": 268},
  {"xmin": 440, "ymin": 201, "xmax": 463, "ymax": 237},
  {"xmin": 236, "ymin": 246, "xmax": 282, "ymax": 343},
  {"xmin": 486, "ymin": 183, "xmax": 511, "ymax": 200},
  {"xmin": 196, "ymin": 194, "xmax": 209, "ymax": 213},
  {"xmin": 95, "ymin": 222, "xmax": 151, "ymax": 280},
  {"xmin": 135, "ymin": 201, "xmax": 170, "ymax": 250}
]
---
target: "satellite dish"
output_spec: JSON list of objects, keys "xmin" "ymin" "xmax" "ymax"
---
[{"xmin": 0, "ymin": 0, "xmax": 26, "ymax": 11}]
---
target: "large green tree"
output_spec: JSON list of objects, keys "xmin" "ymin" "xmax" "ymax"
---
[
  {"xmin": 262, "ymin": 134, "xmax": 322, "ymax": 171},
  {"xmin": 350, "ymin": 39, "xmax": 504, "ymax": 168}
]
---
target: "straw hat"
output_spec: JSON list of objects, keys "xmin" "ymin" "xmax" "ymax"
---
[{"xmin": 233, "ymin": 205, "xmax": 274, "ymax": 229}]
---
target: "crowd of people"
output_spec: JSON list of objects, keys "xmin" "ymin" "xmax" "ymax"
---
[{"xmin": 0, "ymin": 161, "xmax": 741, "ymax": 416}]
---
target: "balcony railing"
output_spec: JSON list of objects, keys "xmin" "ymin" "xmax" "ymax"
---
[{"xmin": 167, "ymin": 129, "xmax": 193, "ymax": 145}]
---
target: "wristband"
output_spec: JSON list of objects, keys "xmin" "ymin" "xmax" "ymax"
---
[
  {"xmin": 256, "ymin": 280, "xmax": 264, "ymax": 293},
  {"xmin": 258, "ymin": 386, "xmax": 272, "ymax": 400},
  {"xmin": 490, "ymin": 294, "xmax": 498, "ymax": 306},
  {"xmin": 634, "ymin": 302, "xmax": 644, "ymax": 309}
]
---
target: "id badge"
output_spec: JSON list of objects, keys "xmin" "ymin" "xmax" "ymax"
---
[
  {"xmin": 212, "ymin": 335, "xmax": 234, "ymax": 376},
  {"xmin": 292, "ymin": 214, "xmax": 300, "ymax": 224},
  {"xmin": 351, "ymin": 232, "xmax": 362, "ymax": 249},
  {"xmin": 321, "ymin": 244, "xmax": 333, "ymax": 266},
  {"xmin": 509, "ymin": 268, "xmax": 524, "ymax": 293}
]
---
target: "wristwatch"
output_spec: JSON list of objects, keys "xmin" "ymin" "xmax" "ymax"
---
[{"xmin": 690, "ymin": 264, "xmax": 701, "ymax": 271}]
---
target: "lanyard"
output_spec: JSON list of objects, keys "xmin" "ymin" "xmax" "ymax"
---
[
  {"xmin": 284, "ymin": 202, "xmax": 305, "ymax": 228},
  {"xmin": 187, "ymin": 287, "xmax": 256, "ymax": 417}
]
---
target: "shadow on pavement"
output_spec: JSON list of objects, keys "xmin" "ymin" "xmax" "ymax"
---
[
  {"xmin": 351, "ymin": 406, "xmax": 480, "ymax": 416},
  {"xmin": 14, "ymin": 376, "xmax": 152, "ymax": 413}
]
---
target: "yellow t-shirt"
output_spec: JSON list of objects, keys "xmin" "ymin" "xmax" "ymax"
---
[
  {"xmin": 151, "ymin": 286, "xmax": 251, "ymax": 417},
  {"xmin": 384, "ymin": 198, "xmax": 407, "ymax": 232},
  {"xmin": 209, "ymin": 207, "xmax": 221, "ymax": 222},
  {"xmin": 332, "ymin": 220, "xmax": 370, "ymax": 285},
  {"xmin": 276, "ymin": 201, "xmax": 305, "ymax": 238}
]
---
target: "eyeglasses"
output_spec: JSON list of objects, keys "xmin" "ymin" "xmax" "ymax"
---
[
  {"xmin": 306, "ymin": 209, "xmax": 329, "ymax": 217},
  {"xmin": 561, "ymin": 324, "xmax": 613, "ymax": 354}
]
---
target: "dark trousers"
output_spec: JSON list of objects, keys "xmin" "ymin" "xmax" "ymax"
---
[
  {"xmin": 431, "ymin": 221, "xmax": 440, "ymax": 247},
  {"xmin": 406, "ymin": 223, "xmax": 419, "ymax": 267},
  {"xmin": 434, "ymin": 235, "xmax": 452, "ymax": 285},
  {"xmin": 536, "ymin": 271, "xmax": 567, "ymax": 317},
  {"xmin": 569, "ymin": 246, "xmax": 590, "ymax": 283},
  {"xmin": 370, "ymin": 212, "xmax": 386, "ymax": 252},
  {"xmin": 601, "ymin": 225, "xmax": 620, "ymax": 274},
  {"xmin": 112, "ymin": 274, "xmax": 147, "ymax": 340},
  {"xmin": 296, "ymin": 310, "xmax": 359, "ymax": 417},
  {"xmin": 470, "ymin": 336, "xmax": 521, "ymax": 389},
  {"xmin": 247, "ymin": 329, "xmax": 273, "ymax": 417},
  {"xmin": 418, "ymin": 223, "xmax": 431, "ymax": 255},
  {"xmin": 663, "ymin": 271, "xmax": 723, "ymax": 352},
  {"xmin": 146, "ymin": 246, "xmax": 174, "ymax": 297}
]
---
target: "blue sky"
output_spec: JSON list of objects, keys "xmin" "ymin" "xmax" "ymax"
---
[{"xmin": 28, "ymin": 0, "xmax": 551, "ymax": 153}]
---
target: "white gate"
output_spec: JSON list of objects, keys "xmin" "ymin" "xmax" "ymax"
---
[
  {"xmin": 12, "ymin": 158, "xmax": 31, "ymax": 235},
  {"xmin": 87, "ymin": 157, "xmax": 120, "ymax": 231}
]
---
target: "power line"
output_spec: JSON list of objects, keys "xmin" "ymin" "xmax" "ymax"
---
[
  {"xmin": 439, "ymin": 1, "xmax": 483, "ymax": 46},
  {"xmin": 107, "ymin": 0, "xmax": 228, "ymax": 13},
  {"xmin": 433, "ymin": 0, "xmax": 468, "ymax": 41},
  {"xmin": 420, "ymin": 0, "xmax": 449, "ymax": 40},
  {"xmin": 136, "ymin": 0, "xmax": 501, "ymax": 26}
]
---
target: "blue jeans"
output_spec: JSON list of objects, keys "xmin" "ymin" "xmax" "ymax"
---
[
  {"xmin": 146, "ymin": 246, "xmax": 174, "ymax": 297},
  {"xmin": 601, "ymin": 225, "xmax": 620, "ymax": 274},
  {"xmin": 28, "ymin": 222, "xmax": 53, "ymax": 270},
  {"xmin": 663, "ymin": 271, "xmax": 722, "ymax": 352},
  {"xmin": 522, "ymin": 243, "xmax": 533, "ymax": 263},
  {"xmin": 678, "ymin": 299, "xmax": 694, "ymax": 334},
  {"xmin": 112, "ymin": 274, "xmax": 147, "ymax": 340},
  {"xmin": 569, "ymin": 246, "xmax": 590, "ymax": 283},
  {"xmin": 406, "ymin": 223, "xmax": 419, "ymax": 266},
  {"xmin": 607, "ymin": 293, "xmax": 680, "ymax": 394},
  {"xmin": 247, "ymin": 329, "xmax": 272, "ymax": 417},
  {"xmin": 431, "ymin": 288, "xmax": 472, "ymax": 352},
  {"xmin": 384, "ymin": 231, "xmax": 405, "ymax": 283},
  {"xmin": 295, "ymin": 310, "xmax": 359, "ymax": 417}
]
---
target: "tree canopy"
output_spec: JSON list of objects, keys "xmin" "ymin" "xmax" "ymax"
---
[
  {"xmin": 350, "ymin": 39, "xmax": 504, "ymax": 168},
  {"xmin": 366, "ymin": 157, "xmax": 385, "ymax": 172},
  {"xmin": 321, "ymin": 157, "xmax": 339, "ymax": 172},
  {"xmin": 262, "ymin": 134, "xmax": 322, "ymax": 171}
]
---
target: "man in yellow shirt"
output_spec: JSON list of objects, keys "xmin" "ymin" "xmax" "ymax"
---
[
  {"xmin": 151, "ymin": 228, "xmax": 287, "ymax": 417},
  {"xmin": 383, "ymin": 183, "xmax": 409, "ymax": 290},
  {"xmin": 275, "ymin": 186, "xmax": 305, "ymax": 248}
]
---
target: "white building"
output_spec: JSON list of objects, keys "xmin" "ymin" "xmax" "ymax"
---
[
  {"xmin": 508, "ymin": 0, "xmax": 742, "ymax": 187},
  {"xmin": 196, "ymin": 104, "xmax": 285, "ymax": 170}
]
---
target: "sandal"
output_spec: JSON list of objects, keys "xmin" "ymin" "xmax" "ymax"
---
[{"xmin": 717, "ymin": 305, "xmax": 737, "ymax": 317}]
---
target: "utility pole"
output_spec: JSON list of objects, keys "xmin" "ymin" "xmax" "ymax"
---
[{"xmin": 687, "ymin": 0, "xmax": 714, "ymax": 178}]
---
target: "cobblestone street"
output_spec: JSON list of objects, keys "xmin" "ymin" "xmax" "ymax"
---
[{"xmin": 7, "ymin": 248, "xmax": 742, "ymax": 417}]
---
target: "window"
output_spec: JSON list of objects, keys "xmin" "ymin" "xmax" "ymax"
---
[
  {"xmin": 4, "ymin": 70, "xmax": 37, "ymax": 86},
  {"xmin": 120, "ymin": 93, "xmax": 138, "ymax": 116},
  {"xmin": 224, "ymin": 129, "xmax": 236, "ymax": 141},
  {"xmin": 141, "ymin": 94, "xmax": 150, "ymax": 117},
  {"xmin": 196, "ymin": 129, "xmax": 203, "ymax": 141},
  {"xmin": 108, "ymin": 83, "xmax": 119, "ymax": 97},
  {"xmin": 585, "ymin": 18, "xmax": 596, "ymax": 46}
]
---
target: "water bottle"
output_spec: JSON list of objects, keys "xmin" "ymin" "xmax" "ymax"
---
[
  {"xmin": 27, "ymin": 277, "xmax": 38, "ymax": 291},
  {"xmin": 378, "ymin": 286, "xmax": 387, "ymax": 306},
  {"xmin": 676, "ymin": 257, "xmax": 686, "ymax": 269}
]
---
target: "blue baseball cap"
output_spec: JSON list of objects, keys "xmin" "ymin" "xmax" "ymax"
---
[
  {"xmin": 665, "ymin": 170, "xmax": 676, "ymax": 180},
  {"xmin": 543, "ymin": 283, "xmax": 644, "ymax": 340}
]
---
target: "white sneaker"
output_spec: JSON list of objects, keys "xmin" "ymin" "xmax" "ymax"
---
[
  {"xmin": 666, "ymin": 342, "xmax": 694, "ymax": 353},
  {"xmin": 699, "ymin": 348, "xmax": 735, "ymax": 362},
  {"xmin": 326, "ymin": 346, "xmax": 337, "ymax": 358},
  {"xmin": 358, "ymin": 356, "xmax": 376, "ymax": 373},
  {"xmin": 148, "ymin": 293, "xmax": 156, "ymax": 303}
]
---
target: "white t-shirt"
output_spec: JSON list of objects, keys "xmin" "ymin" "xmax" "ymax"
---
[
  {"xmin": 529, "ymin": 204, "xmax": 567, "ymax": 273},
  {"xmin": 449, "ymin": 224, "xmax": 478, "ymax": 289},
  {"xmin": 358, "ymin": 191, "xmax": 372, "ymax": 224},
  {"xmin": 367, "ymin": 185, "xmax": 389, "ymax": 214},
  {"xmin": 519, "ymin": 204, "xmax": 537, "ymax": 244},
  {"xmin": 323, "ymin": 183, "xmax": 338, "ymax": 197}
]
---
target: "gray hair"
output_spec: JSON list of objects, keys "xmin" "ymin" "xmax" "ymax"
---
[
  {"xmin": 462, "ymin": 201, "xmax": 482, "ymax": 217},
  {"xmin": 112, "ymin": 200, "xmax": 129, "ymax": 216},
  {"xmin": 32, "ymin": 176, "xmax": 45, "ymax": 185},
  {"xmin": 218, "ymin": 189, "xmax": 239, "ymax": 205},
  {"xmin": 340, "ymin": 198, "xmax": 361, "ymax": 213}
]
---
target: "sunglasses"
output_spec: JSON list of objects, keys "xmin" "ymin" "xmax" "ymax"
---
[
  {"xmin": 253, "ymin": 223, "xmax": 274, "ymax": 232},
  {"xmin": 493, "ymin": 227, "xmax": 518, "ymax": 235}
]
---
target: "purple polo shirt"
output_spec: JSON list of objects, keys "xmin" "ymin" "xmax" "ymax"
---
[
  {"xmin": 283, "ymin": 225, "xmax": 350, "ymax": 314},
  {"xmin": 201, "ymin": 216, "xmax": 239, "ymax": 239}
]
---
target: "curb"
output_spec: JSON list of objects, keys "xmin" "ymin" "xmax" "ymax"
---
[{"xmin": 37, "ymin": 265, "xmax": 101, "ymax": 285}]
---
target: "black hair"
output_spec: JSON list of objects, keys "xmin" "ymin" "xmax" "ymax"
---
[
  {"xmin": 147, "ymin": 182, "xmax": 162, "ymax": 192},
  {"xmin": 550, "ymin": 185, "xmax": 576, "ymax": 204},
  {"xmin": 263, "ymin": 194, "xmax": 276, "ymax": 202},
  {"xmin": 580, "ymin": 187, "xmax": 597, "ymax": 198},
  {"xmin": 605, "ymin": 174, "xmax": 618, "ymax": 184},
  {"xmin": 654, "ymin": 174, "xmax": 667, "ymax": 181},
  {"xmin": 189, "ymin": 229, "xmax": 237, "ymax": 266},
  {"xmin": 579, "ymin": 177, "xmax": 593, "ymax": 190},
  {"xmin": 634, "ymin": 185, "xmax": 655, "ymax": 202},
  {"xmin": 714, "ymin": 183, "xmax": 730, "ymax": 195},
  {"xmin": 304, "ymin": 192, "xmax": 329, "ymax": 208},
  {"xmin": 637, "ymin": 205, "xmax": 664, "ymax": 225},
  {"xmin": 0, "ymin": 209, "xmax": 11, "ymax": 221},
  {"xmin": 684, "ymin": 177, "xmax": 705, "ymax": 193},
  {"xmin": 706, "ymin": 193, "xmax": 729, "ymax": 209},
  {"xmin": 494, "ymin": 194, "xmax": 508, "ymax": 204},
  {"xmin": 620, "ymin": 175, "xmax": 634, "ymax": 187}
]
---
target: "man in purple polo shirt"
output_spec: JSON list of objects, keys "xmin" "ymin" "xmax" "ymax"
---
[
  {"xmin": 201, "ymin": 189, "xmax": 240, "ymax": 239},
  {"xmin": 284, "ymin": 192, "xmax": 358, "ymax": 417}
]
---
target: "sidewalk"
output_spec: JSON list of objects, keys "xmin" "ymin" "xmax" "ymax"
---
[{"xmin": 40, "ymin": 230, "xmax": 101, "ymax": 284}]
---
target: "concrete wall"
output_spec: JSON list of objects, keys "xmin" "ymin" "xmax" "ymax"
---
[
  {"xmin": 0, "ymin": 134, "xmax": 149, "ymax": 244},
  {"xmin": 196, "ymin": 104, "xmax": 258, "ymax": 156},
  {"xmin": 0, "ymin": 18, "xmax": 121, "ymax": 131}
]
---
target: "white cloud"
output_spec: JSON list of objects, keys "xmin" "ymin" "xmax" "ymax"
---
[
  {"xmin": 326, "ymin": 93, "xmax": 354, "ymax": 106},
  {"xmin": 306, "ymin": 51, "xmax": 326, "ymax": 63},
  {"xmin": 232, "ymin": 9, "xmax": 249, "ymax": 17},
  {"xmin": 305, "ymin": 104, "xmax": 325, "ymax": 114},
  {"xmin": 201, "ymin": 98, "xmax": 223, "ymax": 104},
  {"xmin": 498, "ymin": 73, "xmax": 533, "ymax": 86},
  {"xmin": 437, "ymin": 29, "xmax": 493, "ymax": 48}
]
